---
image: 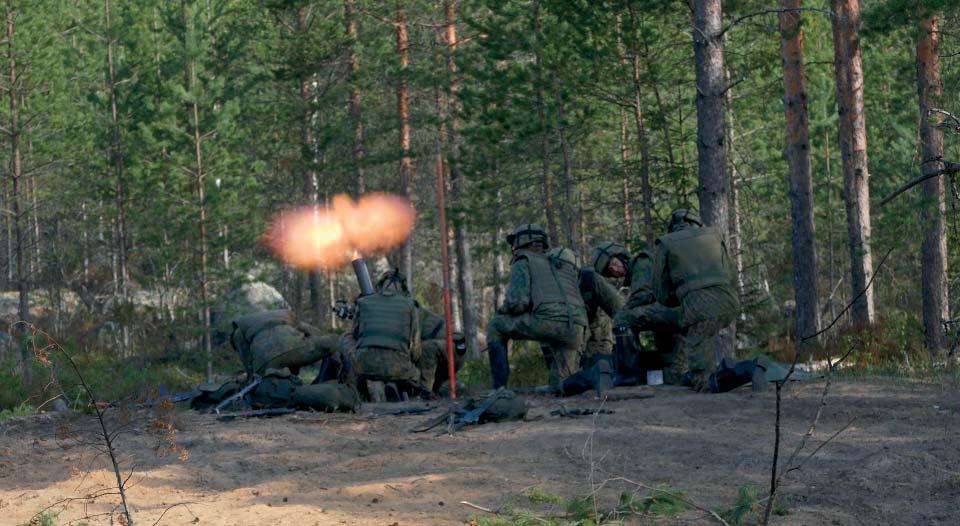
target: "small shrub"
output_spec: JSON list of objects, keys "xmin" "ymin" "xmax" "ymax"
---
[
  {"xmin": 0, "ymin": 402, "xmax": 35, "ymax": 422},
  {"xmin": 525, "ymin": 487, "xmax": 564, "ymax": 506}
]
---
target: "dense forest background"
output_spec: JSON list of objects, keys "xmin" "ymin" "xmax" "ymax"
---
[{"xmin": 0, "ymin": 0, "xmax": 958, "ymax": 406}]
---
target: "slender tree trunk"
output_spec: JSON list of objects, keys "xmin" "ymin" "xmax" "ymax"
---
[
  {"xmin": 780, "ymin": 0, "xmax": 820, "ymax": 346},
  {"xmin": 916, "ymin": 12, "xmax": 948, "ymax": 352},
  {"xmin": 445, "ymin": 0, "xmax": 479, "ymax": 356},
  {"xmin": 298, "ymin": 7, "xmax": 322, "ymax": 320},
  {"xmin": 182, "ymin": 0, "xmax": 213, "ymax": 380},
  {"xmin": 556, "ymin": 90, "xmax": 579, "ymax": 255},
  {"xmin": 395, "ymin": 5, "xmax": 413, "ymax": 285},
  {"xmin": 344, "ymin": 0, "xmax": 366, "ymax": 194},
  {"xmin": 724, "ymin": 76, "xmax": 745, "ymax": 297},
  {"xmin": 627, "ymin": 2, "xmax": 654, "ymax": 249},
  {"xmin": 532, "ymin": 0, "xmax": 557, "ymax": 243},
  {"xmin": 104, "ymin": 0, "xmax": 128, "ymax": 301},
  {"xmin": 831, "ymin": 0, "xmax": 875, "ymax": 325},
  {"xmin": 691, "ymin": 0, "xmax": 729, "ymax": 230},
  {"xmin": 6, "ymin": 7, "xmax": 29, "ymax": 384},
  {"xmin": 618, "ymin": 109, "xmax": 632, "ymax": 241}
]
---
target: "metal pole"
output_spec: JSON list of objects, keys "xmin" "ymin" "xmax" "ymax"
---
[{"xmin": 436, "ymin": 138, "xmax": 457, "ymax": 399}]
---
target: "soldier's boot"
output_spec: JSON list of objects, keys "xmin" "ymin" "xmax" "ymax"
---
[
  {"xmin": 366, "ymin": 380, "xmax": 386, "ymax": 402},
  {"xmin": 706, "ymin": 358, "xmax": 768, "ymax": 393},
  {"xmin": 560, "ymin": 360, "xmax": 615, "ymax": 397},
  {"xmin": 488, "ymin": 341, "xmax": 510, "ymax": 389},
  {"xmin": 613, "ymin": 327, "xmax": 643, "ymax": 386},
  {"xmin": 384, "ymin": 382, "xmax": 401, "ymax": 402}
]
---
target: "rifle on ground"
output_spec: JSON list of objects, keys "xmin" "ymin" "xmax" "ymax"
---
[
  {"xmin": 213, "ymin": 375, "xmax": 262, "ymax": 415},
  {"xmin": 217, "ymin": 407, "xmax": 296, "ymax": 421}
]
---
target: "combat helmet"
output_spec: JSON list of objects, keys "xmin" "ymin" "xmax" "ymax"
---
[
  {"xmin": 589, "ymin": 241, "xmax": 630, "ymax": 275},
  {"xmin": 506, "ymin": 223, "xmax": 550, "ymax": 251},
  {"xmin": 376, "ymin": 268, "xmax": 409, "ymax": 295},
  {"xmin": 667, "ymin": 209, "xmax": 703, "ymax": 233},
  {"xmin": 548, "ymin": 246, "xmax": 579, "ymax": 269}
]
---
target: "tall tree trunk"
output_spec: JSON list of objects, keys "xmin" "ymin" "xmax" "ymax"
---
[
  {"xmin": 627, "ymin": 2, "xmax": 654, "ymax": 249},
  {"xmin": 298, "ymin": 7, "xmax": 322, "ymax": 320},
  {"xmin": 183, "ymin": 1, "xmax": 212, "ymax": 380},
  {"xmin": 556, "ymin": 90, "xmax": 579, "ymax": 255},
  {"xmin": 444, "ymin": 0, "xmax": 479, "ymax": 356},
  {"xmin": 6, "ymin": 7, "xmax": 29, "ymax": 384},
  {"xmin": 615, "ymin": 16, "xmax": 632, "ymax": 242},
  {"xmin": 395, "ymin": 5, "xmax": 413, "ymax": 285},
  {"xmin": 104, "ymin": 0, "xmax": 128, "ymax": 301},
  {"xmin": 344, "ymin": 0, "xmax": 366, "ymax": 194},
  {"xmin": 724, "ymin": 80, "xmax": 745, "ymax": 297},
  {"xmin": 532, "ymin": 0, "xmax": 557, "ymax": 243},
  {"xmin": 692, "ymin": 0, "xmax": 733, "ymax": 358},
  {"xmin": 691, "ymin": 0, "xmax": 728, "ymax": 230},
  {"xmin": 831, "ymin": 0, "xmax": 875, "ymax": 325},
  {"xmin": 779, "ymin": 0, "xmax": 820, "ymax": 346},
  {"xmin": 916, "ymin": 12, "xmax": 948, "ymax": 352}
]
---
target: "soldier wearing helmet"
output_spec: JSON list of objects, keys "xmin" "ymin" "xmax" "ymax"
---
[
  {"xmin": 349, "ymin": 268, "xmax": 423, "ymax": 401},
  {"xmin": 486, "ymin": 224, "xmax": 588, "ymax": 393},
  {"xmin": 614, "ymin": 209, "xmax": 765, "ymax": 392},
  {"xmin": 555, "ymin": 242, "xmax": 630, "ymax": 395}
]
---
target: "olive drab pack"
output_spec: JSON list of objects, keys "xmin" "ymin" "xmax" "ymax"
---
[
  {"xmin": 521, "ymin": 248, "xmax": 585, "ymax": 313},
  {"xmin": 655, "ymin": 226, "xmax": 733, "ymax": 304},
  {"xmin": 249, "ymin": 368, "xmax": 303, "ymax": 409},
  {"xmin": 589, "ymin": 241, "xmax": 629, "ymax": 275},
  {"xmin": 292, "ymin": 383, "xmax": 361, "ymax": 413},
  {"xmin": 356, "ymin": 291, "xmax": 416, "ymax": 352}
]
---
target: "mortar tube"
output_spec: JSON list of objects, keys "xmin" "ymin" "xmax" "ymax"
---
[{"xmin": 351, "ymin": 256, "xmax": 375, "ymax": 297}]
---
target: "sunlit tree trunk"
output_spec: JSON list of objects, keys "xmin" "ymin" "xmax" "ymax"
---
[
  {"xmin": 916, "ymin": 12, "xmax": 948, "ymax": 352},
  {"xmin": 831, "ymin": 0, "xmax": 875, "ymax": 325},
  {"xmin": 5, "ymin": 6, "xmax": 29, "ymax": 384},
  {"xmin": 780, "ymin": 0, "xmax": 820, "ymax": 346},
  {"xmin": 445, "ymin": 0, "xmax": 479, "ymax": 355},
  {"xmin": 692, "ymin": 0, "xmax": 728, "ymax": 231},
  {"xmin": 627, "ymin": 2, "xmax": 653, "ymax": 249},
  {"xmin": 344, "ymin": 0, "xmax": 366, "ymax": 194},
  {"xmin": 532, "ymin": 0, "xmax": 557, "ymax": 244},
  {"xmin": 395, "ymin": 5, "xmax": 413, "ymax": 284}
]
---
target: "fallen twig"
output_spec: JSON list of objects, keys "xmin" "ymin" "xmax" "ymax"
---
[{"xmin": 460, "ymin": 501, "xmax": 498, "ymax": 515}]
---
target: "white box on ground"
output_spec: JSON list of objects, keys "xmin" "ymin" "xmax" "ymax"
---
[{"xmin": 646, "ymin": 370, "xmax": 663, "ymax": 386}]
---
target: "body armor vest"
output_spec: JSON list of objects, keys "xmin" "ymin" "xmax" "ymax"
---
[
  {"xmin": 655, "ymin": 226, "xmax": 732, "ymax": 304},
  {"xmin": 356, "ymin": 292, "xmax": 415, "ymax": 352},
  {"xmin": 520, "ymin": 250, "xmax": 586, "ymax": 313}
]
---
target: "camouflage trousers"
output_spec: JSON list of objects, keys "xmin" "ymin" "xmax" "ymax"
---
[
  {"xmin": 582, "ymin": 311, "xmax": 615, "ymax": 361},
  {"xmin": 419, "ymin": 338, "xmax": 465, "ymax": 392},
  {"xmin": 487, "ymin": 314, "xmax": 586, "ymax": 390},
  {"xmin": 613, "ymin": 286, "xmax": 738, "ymax": 390},
  {"xmin": 351, "ymin": 345, "xmax": 421, "ymax": 385}
]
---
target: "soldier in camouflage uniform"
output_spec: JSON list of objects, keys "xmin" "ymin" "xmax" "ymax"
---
[
  {"xmin": 487, "ymin": 224, "xmax": 588, "ymax": 393},
  {"xmin": 349, "ymin": 269, "xmax": 422, "ymax": 400},
  {"xmin": 617, "ymin": 209, "xmax": 764, "ymax": 392},
  {"xmin": 557, "ymin": 242, "xmax": 629, "ymax": 395},
  {"xmin": 612, "ymin": 247, "xmax": 683, "ymax": 384},
  {"xmin": 417, "ymin": 304, "xmax": 468, "ymax": 393}
]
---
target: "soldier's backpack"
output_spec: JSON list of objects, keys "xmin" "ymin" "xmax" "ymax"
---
[
  {"xmin": 249, "ymin": 368, "xmax": 303, "ymax": 409},
  {"xmin": 465, "ymin": 389, "xmax": 527, "ymax": 424},
  {"xmin": 190, "ymin": 378, "xmax": 243, "ymax": 411}
]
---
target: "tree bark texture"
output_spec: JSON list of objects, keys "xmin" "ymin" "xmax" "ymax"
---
[
  {"xmin": 6, "ymin": 7, "xmax": 30, "ymax": 384},
  {"xmin": 627, "ymin": 3, "xmax": 653, "ymax": 249},
  {"xmin": 532, "ymin": 0, "xmax": 558, "ymax": 244},
  {"xmin": 344, "ymin": 0, "xmax": 366, "ymax": 194},
  {"xmin": 779, "ymin": 0, "xmax": 820, "ymax": 346},
  {"xmin": 445, "ymin": 0, "xmax": 479, "ymax": 357},
  {"xmin": 916, "ymin": 13, "xmax": 948, "ymax": 352},
  {"xmin": 395, "ymin": 6, "xmax": 413, "ymax": 285},
  {"xmin": 692, "ymin": 0, "xmax": 728, "ymax": 231},
  {"xmin": 831, "ymin": 0, "xmax": 875, "ymax": 325}
]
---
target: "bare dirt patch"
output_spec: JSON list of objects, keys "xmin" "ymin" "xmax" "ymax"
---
[{"xmin": 0, "ymin": 379, "xmax": 957, "ymax": 525}]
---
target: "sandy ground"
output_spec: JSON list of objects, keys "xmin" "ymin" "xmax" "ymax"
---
[{"xmin": 0, "ymin": 379, "xmax": 958, "ymax": 526}]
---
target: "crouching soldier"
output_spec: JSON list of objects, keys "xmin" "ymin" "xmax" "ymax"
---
[
  {"xmin": 417, "ymin": 304, "xmax": 468, "ymax": 394},
  {"xmin": 559, "ymin": 242, "xmax": 629, "ymax": 396},
  {"xmin": 350, "ymin": 269, "xmax": 423, "ymax": 401},
  {"xmin": 623, "ymin": 209, "xmax": 765, "ymax": 392},
  {"xmin": 230, "ymin": 309, "xmax": 342, "ymax": 376},
  {"xmin": 486, "ymin": 223, "xmax": 588, "ymax": 393}
]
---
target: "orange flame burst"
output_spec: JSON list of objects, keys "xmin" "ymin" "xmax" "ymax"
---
[{"xmin": 263, "ymin": 193, "xmax": 416, "ymax": 271}]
